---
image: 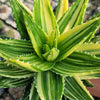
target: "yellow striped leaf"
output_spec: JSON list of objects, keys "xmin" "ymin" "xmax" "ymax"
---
[
  {"xmin": 33, "ymin": 0, "xmax": 59, "ymax": 48},
  {"xmin": 0, "ymin": 61, "xmax": 34, "ymax": 78},
  {"xmin": 10, "ymin": 0, "xmax": 32, "ymax": 39},
  {"xmin": 42, "ymin": 48, "xmax": 59, "ymax": 62},
  {"xmin": 52, "ymin": 52, "xmax": 100, "ymax": 79},
  {"xmin": 84, "ymin": 12, "xmax": 100, "ymax": 42},
  {"xmin": 22, "ymin": 10, "xmax": 48, "ymax": 59},
  {"xmin": 0, "ymin": 39, "xmax": 33, "ymax": 59},
  {"xmin": 7, "ymin": 53, "xmax": 55, "ymax": 72},
  {"xmin": 57, "ymin": 17, "xmax": 100, "ymax": 61},
  {"xmin": 35, "ymin": 71, "xmax": 64, "ymax": 100},
  {"xmin": 22, "ymin": 80, "xmax": 40, "ymax": 100},
  {"xmin": 58, "ymin": 0, "xmax": 89, "ymax": 34},
  {"xmin": 0, "ymin": 76, "xmax": 32, "ymax": 88},
  {"xmin": 64, "ymin": 76, "xmax": 93, "ymax": 100},
  {"xmin": 55, "ymin": 0, "xmax": 68, "ymax": 21},
  {"xmin": 76, "ymin": 43, "xmax": 100, "ymax": 57}
]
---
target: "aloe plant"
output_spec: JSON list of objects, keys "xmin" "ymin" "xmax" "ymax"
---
[{"xmin": 0, "ymin": 0, "xmax": 100, "ymax": 100}]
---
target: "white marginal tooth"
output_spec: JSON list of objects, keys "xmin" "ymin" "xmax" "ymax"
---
[
  {"xmin": 4, "ymin": 61, "xmax": 7, "ymax": 63},
  {"xmin": 96, "ymin": 42, "xmax": 99, "ymax": 44},
  {"xmin": 79, "ymin": 43, "xmax": 81, "ymax": 45},
  {"xmin": 74, "ymin": 48, "xmax": 76, "ymax": 50},
  {"xmin": 82, "ymin": 73, "xmax": 85, "ymax": 75},
  {"xmin": 33, "ymin": 64, "xmax": 36, "ymax": 66},
  {"xmin": 22, "ymin": 61, "xmax": 24, "ymax": 63},
  {"xmin": 84, "ymin": 37, "xmax": 87, "ymax": 39},
  {"xmin": 75, "ymin": 74, "xmax": 79, "ymax": 77},
  {"xmin": 17, "ymin": 59, "xmax": 19, "ymax": 61},
  {"xmin": 7, "ymin": 63, "xmax": 9, "ymax": 66},
  {"xmin": 96, "ymin": 18, "xmax": 99, "ymax": 20},
  {"xmin": 9, "ymin": 58, "xmax": 11, "ymax": 60},
  {"xmin": 88, "ymin": 52, "xmax": 90, "ymax": 54},
  {"xmin": 27, "ymin": 62, "xmax": 29, "ymax": 64},
  {"xmin": 90, "ymin": 71, "xmax": 94, "ymax": 73},
  {"xmin": 70, "ymin": 75, "xmax": 72, "ymax": 77}
]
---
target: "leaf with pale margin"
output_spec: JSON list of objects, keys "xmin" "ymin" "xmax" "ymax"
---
[{"xmin": 35, "ymin": 71, "xmax": 64, "ymax": 100}]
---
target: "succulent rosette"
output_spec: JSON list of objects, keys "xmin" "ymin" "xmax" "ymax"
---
[{"xmin": 0, "ymin": 0, "xmax": 100, "ymax": 100}]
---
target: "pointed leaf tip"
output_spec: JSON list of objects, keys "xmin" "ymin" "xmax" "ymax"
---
[
  {"xmin": 10, "ymin": 0, "xmax": 32, "ymax": 39},
  {"xmin": 58, "ymin": 0, "xmax": 89, "ymax": 34},
  {"xmin": 55, "ymin": 0, "xmax": 68, "ymax": 21}
]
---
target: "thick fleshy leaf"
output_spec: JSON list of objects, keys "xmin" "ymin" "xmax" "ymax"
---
[
  {"xmin": 33, "ymin": 0, "xmax": 59, "ymax": 48},
  {"xmin": 85, "ymin": 12, "xmax": 100, "ymax": 42},
  {"xmin": 0, "ymin": 39, "xmax": 33, "ymax": 59},
  {"xmin": 0, "ymin": 61, "xmax": 34, "ymax": 78},
  {"xmin": 52, "ymin": 52, "xmax": 100, "ymax": 79},
  {"xmin": 58, "ymin": 0, "xmax": 89, "ymax": 34},
  {"xmin": 43, "ymin": 48, "xmax": 59, "ymax": 62},
  {"xmin": 35, "ymin": 71, "xmax": 64, "ymax": 100},
  {"xmin": 76, "ymin": 43, "xmax": 100, "ymax": 57},
  {"xmin": 57, "ymin": 17, "xmax": 100, "ymax": 61},
  {"xmin": 7, "ymin": 53, "xmax": 55, "ymax": 72},
  {"xmin": 22, "ymin": 80, "xmax": 40, "ymax": 100},
  {"xmin": 64, "ymin": 76, "xmax": 93, "ymax": 100},
  {"xmin": 22, "ymin": 9, "xmax": 48, "ymax": 59},
  {"xmin": 0, "ymin": 76, "xmax": 32, "ymax": 88},
  {"xmin": 10, "ymin": 0, "xmax": 32, "ymax": 39},
  {"xmin": 55, "ymin": 0, "xmax": 68, "ymax": 21}
]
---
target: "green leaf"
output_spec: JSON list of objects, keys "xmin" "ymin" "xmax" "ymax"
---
[
  {"xmin": 82, "ymin": 80, "xmax": 94, "ymax": 87},
  {"xmin": 64, "ymin": 76, "xmax": 93, "ymax": 100},
  {"xmin": 0, "ymin": 35, "xmax": 11, "ymax": 39},
  {"xmin": 7, "ymin": 53, "xmax": 55, "ymax": 72},
  {"xmin": 81, "ymin": 12, "xmax": 100, "ymax": 42},
  {"xmin": 22, "ymin": 80, "xmax": 40, "ymax": 100},
  {"xmin": 22, "ymin": 10, "xmax": 48, "ymax": 59},
  {"xmin": 76, "ymin": 43, "xmax": 100, "ymax": 57},
  {"xmin": 57, "ymin": 17, "xmax": 100, "ymax": 61},
  {"xmin": 35, "ymin": 71, "xmax": 64, "ymax": 100},
  {"xmin": 33, "ymin": 0, "xmax": 59, "ymax": 48},
  {"xmin": 58, "ymin": 0, "xmax": 89, "ymax": 34},
  {"xmin": 10, "ymin": 0, "xmax": 32, "ymax": 39},
  {"xmin": 0, "ymin": 76, "xmax": 32, "ymax": 88},
  {"xmin": 43, "ymin": 48, "xmax": 59, "ymax": 62},
  {"xmin": 92, "ymin": 35, "xmax": 100, "ymax": 43},
  {"xmin": 0, "ymin": 39, "xmax": 33, "ymax": 59},
  {"xmin": 89, "ymin": 12, "xmax": 100, "ymax": 21},
  {"xmin": 52, "ymin": 52, "xmax": 100, "ymax": 79},
  {"xmin": 0, "ymin": 60, "xmax": 34, "ymax": 78},
  {"xmin": 55, "ymin": 0, "xmax": 68, "ymax": 21}
]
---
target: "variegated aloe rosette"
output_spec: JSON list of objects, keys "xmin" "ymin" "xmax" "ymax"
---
[{"xmin": 0, "ymin": 0, "xmax": 100, "ymax": 100}]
